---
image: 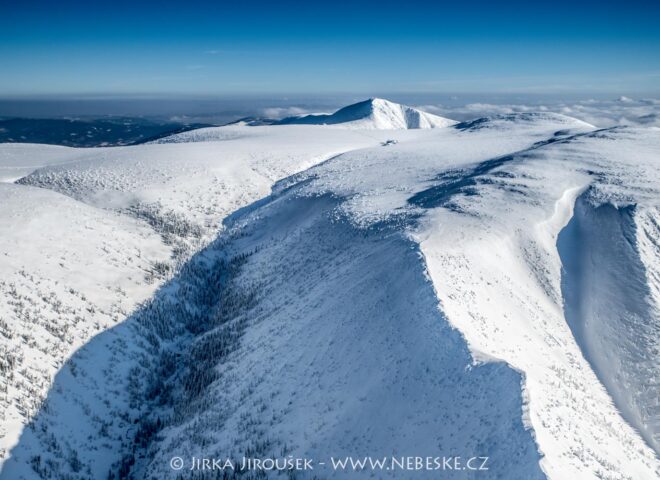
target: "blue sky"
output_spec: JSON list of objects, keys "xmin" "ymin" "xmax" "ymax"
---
[{"xmin": 1, "ymin": 0, "xmax": 659, "ymax": 96}]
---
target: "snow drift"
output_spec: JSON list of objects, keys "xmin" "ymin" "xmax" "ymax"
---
[{"xmin": 558, "ymin": 194, "xmax": 659, "ymax": 451}]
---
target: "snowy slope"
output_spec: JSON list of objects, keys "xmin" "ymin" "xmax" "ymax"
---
[
  {"xmin": 17, "ymin": 125, "xmax": 421, "ymax": 238},
  {"xmin": 287, "ymin": 119, "xmax": 659, "ymax": 478},
  {"xmin": 413, "ymin": 128, "xmax": 660, "ymax": 479},
  {"xmin": 0, "ymin": 123, "xmax": 401, "ymax": 473},
  {"xmin": 0, "ymin": 104, "xmax": 658, "ymax": 480},
  {"xmin": 275, "ymin": 98, "xmax": 457, "ymax": 129},
  {"xmin": 130, "ymin": 191, "xmax": 545, "ymax": 480},
  {"xmin": 287, "ymin": 118, "xmax": 659, "ymax": 479},
  {"xmin": 0, "ymin": 183, "xmax": 171, "ymax": 461},
  {"xmin": 0, "ymin": 144, "xmax": 87, "ymax": 182}
]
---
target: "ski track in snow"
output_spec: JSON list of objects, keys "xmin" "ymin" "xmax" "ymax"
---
[{"xmin": 0, "ymin": 101, "xmax": 658, "ymax": 479}]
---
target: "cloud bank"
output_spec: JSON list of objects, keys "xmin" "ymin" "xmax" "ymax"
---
[
  {"xmin": 260, "ymin": 106, "xmax": 319, "ymax": 119},
  {"xmin": 416, "ymin": 97, "xmax": 660, "ymax": 128}
]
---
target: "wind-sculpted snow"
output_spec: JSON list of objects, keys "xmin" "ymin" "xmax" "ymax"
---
[
  {"xmin": 0, "ymin": 104, "xmax": 658, "ymax": 480},
  {"xmin": 16, "ymin": 126, "xmax": 404, "ymax": 233},
  {"xmin": 411, "ymin": 128, "xmax": 659, "ymax": 479},
  {"xmin": 558, "ymin": 195, "xmax": 659, "ymax": 451},
  {"xmin": 408, "ymin": 128, "xmax": 594, "ymax": 210},
  {"xmin": 287, "ymin": 119, "xmax": 658, "ymax": 478},
  {"xmin": 0, "ymin": 144, "xmax": 86, "ymax": 182},
  {"xmin": 293, "ymin": 113, "xmax": 593, "ymax": 226}
]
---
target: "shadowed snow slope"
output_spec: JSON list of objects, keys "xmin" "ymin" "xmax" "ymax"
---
[
  {"xmin": 1, "ymin": 191, "xmax": 545, "ymax": 480},
  {"xmin": 558, "ymin": 194, "xmax": 659, "ymax": 452},
  {"xmin": 0, "ymin": 110, "xmax": 658, "ymax": 480},
  {"xmin": 0, "ymin": 125, "xmax": 398, "ymax": 468},
  {"xmin": 276, "ymin": 98, "xmax": 457, "ymax": 129}
]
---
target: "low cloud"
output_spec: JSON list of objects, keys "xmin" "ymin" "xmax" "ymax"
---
[
  {"xmin": 261, "ymin": 106, "xmax": 314, "ymax": 119},
  {"xmin": 416, "ymin": 97, "xmax": 660, "ymax": 128}
]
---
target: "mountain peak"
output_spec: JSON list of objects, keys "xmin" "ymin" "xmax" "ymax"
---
[{"xmin": 276, "ymin": 98, "xmax": 456, "ymax": 130}]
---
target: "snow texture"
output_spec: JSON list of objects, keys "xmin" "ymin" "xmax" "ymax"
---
[{"xmin": 0, "ymin": 99, "xmax": 658, "ymax": 480}]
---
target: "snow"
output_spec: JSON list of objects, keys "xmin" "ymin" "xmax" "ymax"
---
[
  {"xmin": 132, "ymin": 193, "xmax": 544, "ymax": 480},
  {"xmin": 279, "ymin": 116, "xmax": 658, "ymax": 478},
  {"xmin": 0, "ymin": 144, "xmax": 85, "ymax": 182},
  {"xmin": 0, "ymin": 122, "xmax": 401, "ymax": 473},
  {"xmin": 0, "ymin": 99, "xmax": 658, "ymax": 480},
  {"xmin": 412, "ymin": 127, "xmax": 660, "ymax": 479},
  {"xmin": 0, "ymin": 183, "xmax": 170, "ymax": 461},
  {"xmin": 275, "ymin": 98, "xmax": 457, "ymax": 129},
  {"xmin": 19, "ymin": 125, "xmax": 422, "ymax": 232}
]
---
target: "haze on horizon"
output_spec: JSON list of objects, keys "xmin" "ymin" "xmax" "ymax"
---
[{"xmin": 1, "ymin": 0, "xmax": 659, "ymax": 98}]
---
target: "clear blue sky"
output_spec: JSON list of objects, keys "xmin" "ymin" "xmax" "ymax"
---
[{"xmin": 1, "ymin": 0, "xmax": 659, "ymax": 96}]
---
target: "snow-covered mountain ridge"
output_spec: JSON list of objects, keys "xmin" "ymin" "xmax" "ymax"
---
[
  {"xmin": 0, "ymin": 101, "xmax": 658, "ymax": 479},
  {"xmin": 275, "ymin": 98, "xmax": 457, "ymax": 129},
  {"xmin": 160, "ymin": 98, "xmax": 456, "ymax": 136}
]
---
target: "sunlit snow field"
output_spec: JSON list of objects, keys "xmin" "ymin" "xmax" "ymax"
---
[{"xmin": 0, "ymin": 98, "xmax": 658, "ymax": 479}]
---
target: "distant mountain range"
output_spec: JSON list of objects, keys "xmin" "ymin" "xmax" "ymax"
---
[
  {"xmin": 0, "ymin": 99, "xmax": 451, "ymax": 149},
  {"xmin": 0, "ymin": 117, "xmax": 213, "ymax": 147}
]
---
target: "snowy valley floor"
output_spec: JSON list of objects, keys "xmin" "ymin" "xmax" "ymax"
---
[{"xmin": 0, "ymin": 102, "xmax": 658, "ymax": 479}]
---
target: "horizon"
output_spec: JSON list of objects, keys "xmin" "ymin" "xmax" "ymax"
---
[
  {"xmin": 2, "ymin": 0, "xmax": 660, "ymax": 97},
  {"xmin": 1, "ymin": 94, "xmax": 658, "ymax": 133},
  {"xmin": 1, "ymin": 2, "xmax": 659, "ymax": 477}
]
